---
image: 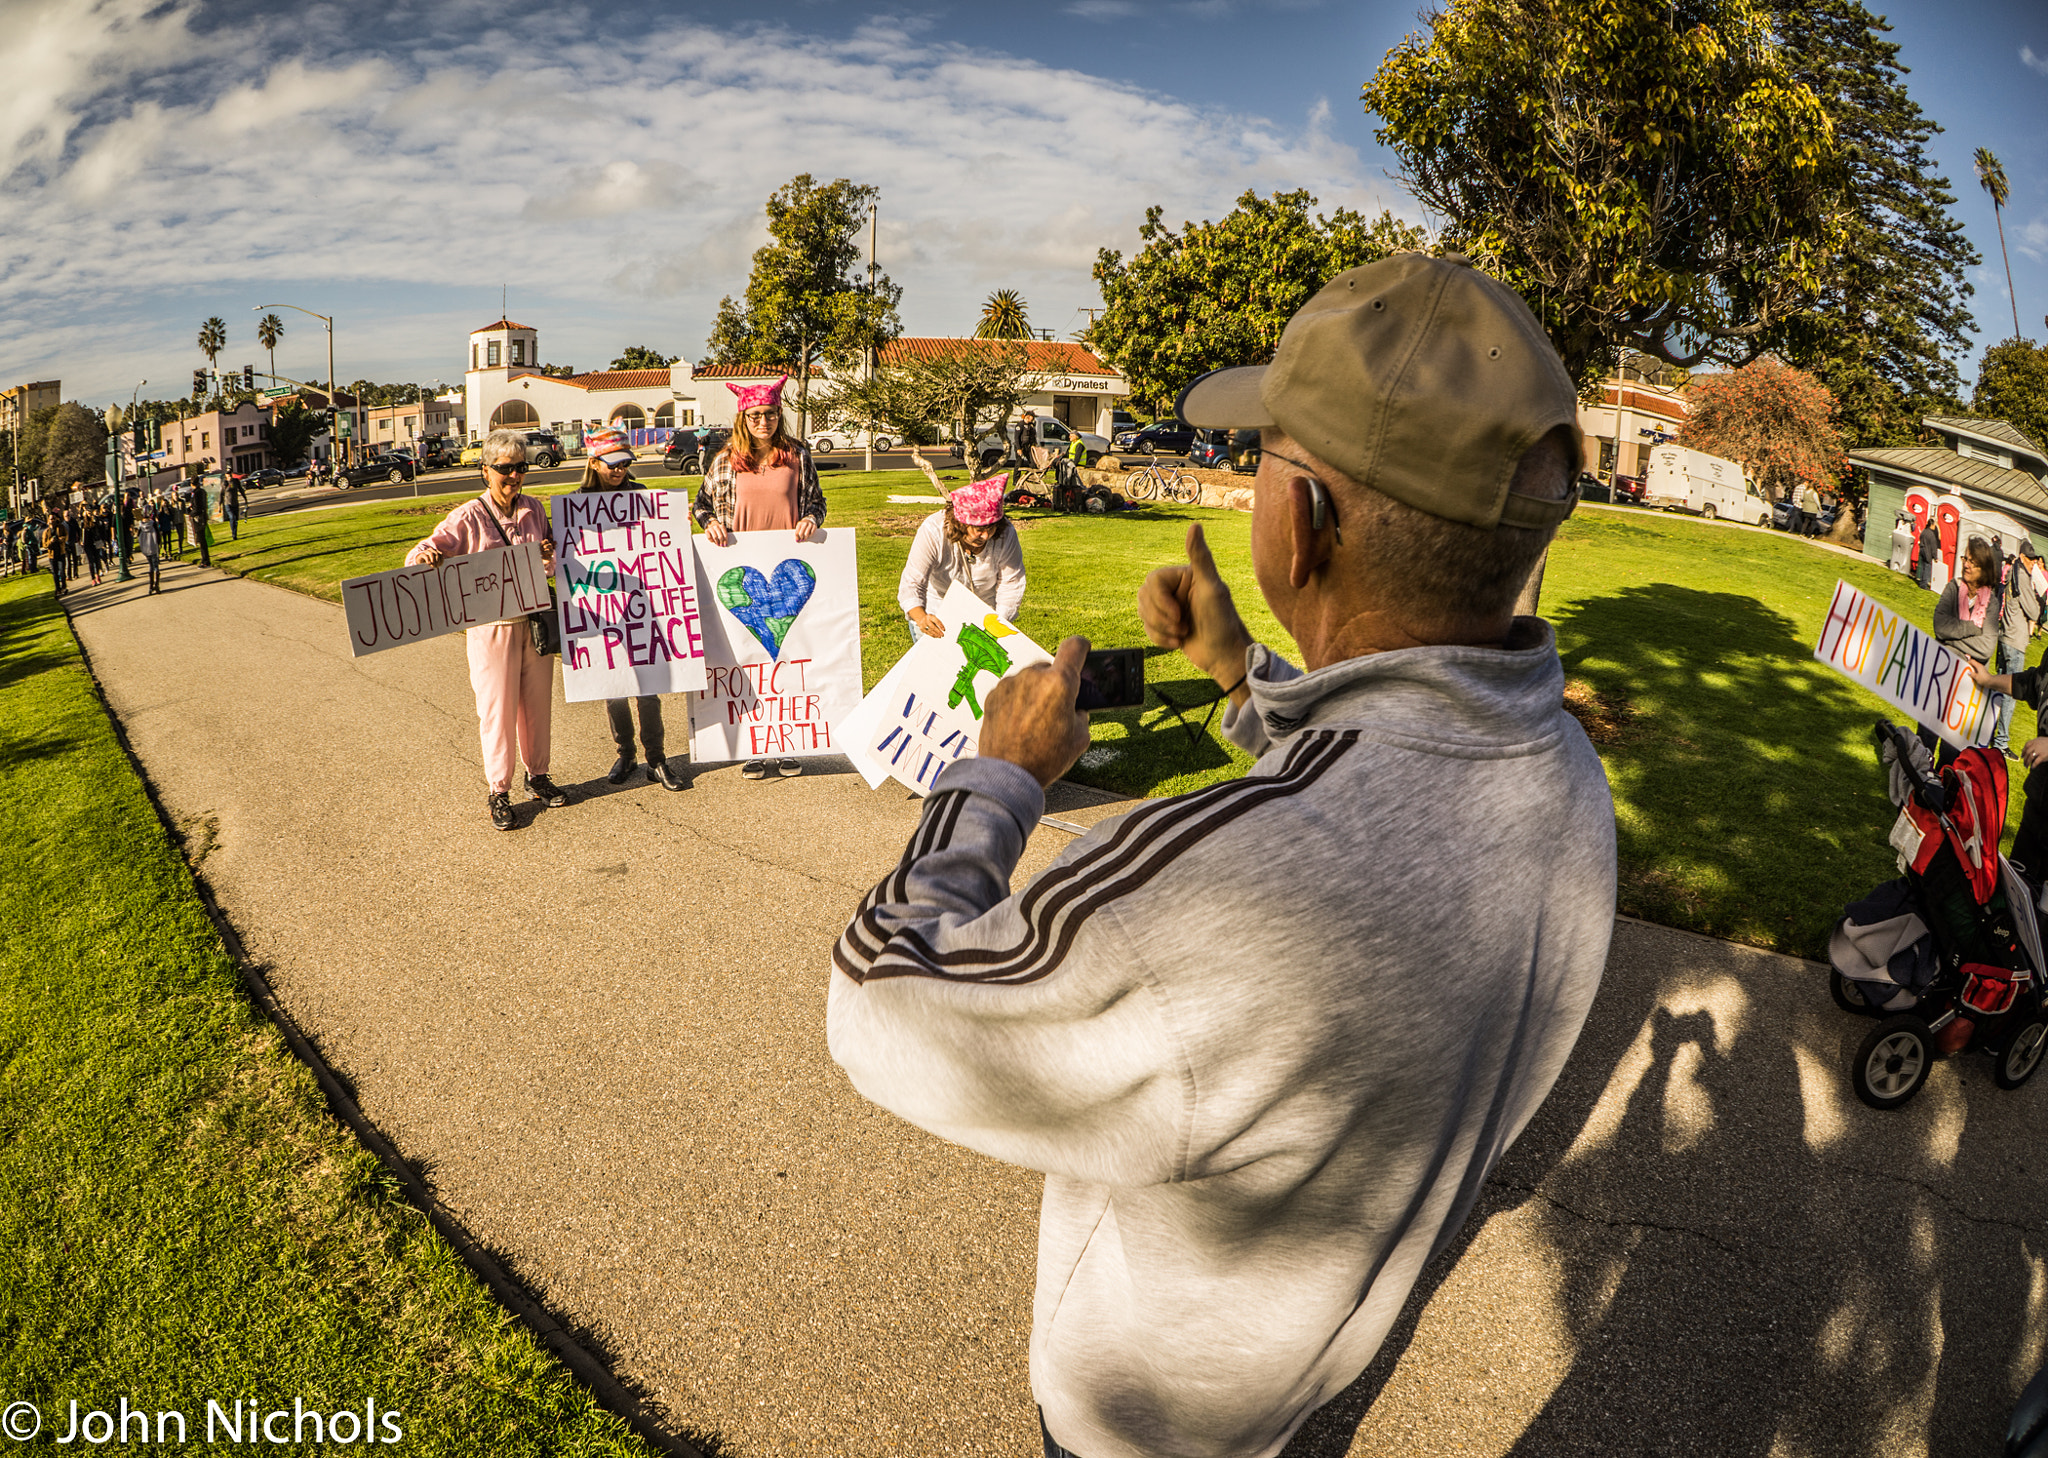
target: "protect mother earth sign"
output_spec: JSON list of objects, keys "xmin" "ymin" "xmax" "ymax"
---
[{"xmin": 687, "ymin": 529, "xmax": 863, "ymax": 762}]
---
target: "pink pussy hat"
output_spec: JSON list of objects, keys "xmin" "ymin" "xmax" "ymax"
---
[
  {"xmin": 950, "ymin": 471, "xmax": 1009, "ymax": 527},
  {"xmin": 726, "ymin": 376, "xmax": 787, "ymax": 413},
  {"xmin": 583, "ymin": 427, "xmax": 633, "ymax": 465}
]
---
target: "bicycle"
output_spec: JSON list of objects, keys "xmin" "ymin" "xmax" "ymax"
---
[{"xmin": 1126, "ymin": 460, "xmax": 1200, "ymax": 505}]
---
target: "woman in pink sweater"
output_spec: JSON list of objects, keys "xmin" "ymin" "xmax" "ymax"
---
[{"xmin": 407, "ymin": 428, "xmax": 574, "ymax": 831}]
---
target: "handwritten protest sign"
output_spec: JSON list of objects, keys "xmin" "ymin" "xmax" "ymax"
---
[
  {"xmin": 549, "ymin": 490, "xmax": 706, "ymax": 703},
  {"xmin": 840, "ymin": 581, "xmax": 1054, "ymax": 795},
  {"xmin": 1813, "ymin": 578, "xmax": 1996, "ymax": 750},
  {"xmin": 687, "ymin": 529, "xmax": 863, "ymax": 762},
  {"xmin": 341, "ymin": 542, "xmax": 549, "ymax": 657}
]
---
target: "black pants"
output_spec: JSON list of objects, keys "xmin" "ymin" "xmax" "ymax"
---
[
  {"xmin": 146, "ymin": 553, "xmax": 161, "ymax": 593},
  {"xmin": 607, "ymin": 696, "xmax": 666, "ymax": 762},
  {"xmin": 2014, "ymin": 763, "xmax": 2048, "ymax": 888}
]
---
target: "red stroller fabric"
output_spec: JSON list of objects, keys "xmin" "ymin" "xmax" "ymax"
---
[{"xmin": 1905, "ymin": 746, "xmax": 2010, "ymax": 904}]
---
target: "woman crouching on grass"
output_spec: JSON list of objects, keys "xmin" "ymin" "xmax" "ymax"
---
[
  {"xmin": 577, "ymin": 426, "xmax": 689, "ymax": 792},
  {"xmin": 898, "ymin": 464, "xmax": 1025, "ymax": 640},
  {"xmin": 691, "ymin": 375, "xmax": 824, "ymax": 781}
]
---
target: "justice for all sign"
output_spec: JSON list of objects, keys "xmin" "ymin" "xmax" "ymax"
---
[
  {"xmin": 840, "ymin": 580, "xmax": 1054, "ymax": 795},
  {"xmin": 550, "ymin": 490, "xmax": 707, "ymax": 703},
  {"xmin": 342, "ymin": 542, "xmax": 550, "ymax": 657},
  {"xmin": 1813, "ymin": 578, "xmax": 1996, "ymax": 750},
  {"xmin": 687, "ymin": 529, "xmax": 864, "ymax": 762}
]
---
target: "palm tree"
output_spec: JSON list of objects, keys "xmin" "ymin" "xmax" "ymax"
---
[
  {"xmin": 1975, "ymin": 148, "xmax": 2021, "ymax": 343},
  {"xmin": 975, "ymin": 289, "xmax": 1032, "ymax": 340},
  {"xmin": 197, "ymin": 316, "xmax": 227, "ymax": 395},
  {"xmin": 256, "ymin": 313, "xmax": 284, "ymax": 385}
]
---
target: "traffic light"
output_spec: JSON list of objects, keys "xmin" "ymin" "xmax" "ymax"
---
[
  {"xmin": 242, "ymin": 364, "xmax": 254, "ymax": 392},
  {"xmin": 130, "ymin": 419, "xmax": 145, "ymax": 454},
  {"xmin": 147, "ymin": 418, "xmax": 161, "ymax": 453},
  {"xmin": 193, "ymin": 368, "xmax": 207, "ymax": 397}
]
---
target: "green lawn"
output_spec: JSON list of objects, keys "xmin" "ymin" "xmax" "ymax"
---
[
  {"xmin": 0, "ymin": 570, "xmax": 665, "ymax": 1456},
  {"xmin": 210, "ymin": 477, "xmax": 2025, "ymax": 959}
]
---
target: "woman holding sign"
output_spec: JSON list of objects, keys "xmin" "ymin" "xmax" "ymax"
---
[
  {"xmin": 1924, "ymin": 537, "xmax": 2005, "ymax": 764},
  {"xmin": 692, "ymin": 376, "xmax": 826, "ymax": 779},
  {"xmin": 898, "ymin": 469, "xmax": 1026, "ymax": 638},
  {"xmin": 578, "ymin": 428, "xmax": 690, "ymax": 792},
  {"xmin": 407, "ymin": 428, "xmax": 574, "ymax": 832}
]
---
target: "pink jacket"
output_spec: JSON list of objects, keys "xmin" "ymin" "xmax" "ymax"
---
[{"xmin": 406, "ymin": 493, "xmax": 550, "ymax": 566}]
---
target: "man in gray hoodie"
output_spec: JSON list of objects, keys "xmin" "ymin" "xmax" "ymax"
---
[{"xmin": 828, "ymin": 255, "xmax": 1618, "ymax": 1458}]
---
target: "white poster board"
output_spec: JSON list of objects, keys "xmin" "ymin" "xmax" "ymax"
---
[
  {"xmin": 687, "ymin": 529, "xmax": 864, "ymax": 762},
  {"xmin": 550, "ymin": 489, "xmax": 708, "ymax": 703},
  {"xmin": 1813, "ymin": 578, "xmax": 1996, "ymax": 750},
  {"xmin": 341, "ymin": 542, "xmax": 549, "ymax": 657},
  {"xmin": 840, "ymin": 580, "xmax": 1054, "ymax": 795}
]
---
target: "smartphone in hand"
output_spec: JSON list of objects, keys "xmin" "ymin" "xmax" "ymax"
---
[{"xmin": 1076, "ymin": 648, "xmax": 1145, "ymax": 712}]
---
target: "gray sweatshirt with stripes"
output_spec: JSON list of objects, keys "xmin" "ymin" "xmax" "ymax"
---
[{"xmin": 828, "ymin": 619, "xmax": 1617, "ymax": 1458}]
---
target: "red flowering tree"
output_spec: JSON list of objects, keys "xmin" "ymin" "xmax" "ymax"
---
[{"xmin": 1679, "ymin": 358, "xmax": 1848, "ymax": 502}]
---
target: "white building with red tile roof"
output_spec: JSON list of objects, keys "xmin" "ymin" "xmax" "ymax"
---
[{"xmin": 463, "ymin": 318, "xmax": 697, "ymax": 448}]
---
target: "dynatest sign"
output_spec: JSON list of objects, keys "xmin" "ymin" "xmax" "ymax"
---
[
  {"xmin": 341, "ymin": 542, "xmax": 549, "ymax": 657},
  {"xmin": 1813, "ymin": 579, "xmax": 1996, "ymax": 750}
]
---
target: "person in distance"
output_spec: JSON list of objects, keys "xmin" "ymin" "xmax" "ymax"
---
[{"xmin": 827, "ymin": 254, "xmax": 1619, "ymax": 1458}]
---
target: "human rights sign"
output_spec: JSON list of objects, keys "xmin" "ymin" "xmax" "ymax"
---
[
  {"xmin": 549, "ymin": 489, "xmax": 707, "ymax": 702},
  {"xmin": 1813, "ymin": 578, "xmax": 1996, "ymax": 750}
]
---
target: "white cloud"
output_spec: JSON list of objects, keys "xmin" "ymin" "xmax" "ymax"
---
[
  {"xmin": 2023, "ymin": 45, "xmax": 2048, "ymax": 76},
  {"xmin": 2018, "ymin": 217, "xmax": 2048, "ymax": 264},
  {"xmin": 1, "ymin": 2, "xmax": 1410, "ymax": 400}
]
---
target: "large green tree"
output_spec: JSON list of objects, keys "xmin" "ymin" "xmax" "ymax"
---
[
  {"xmin": 609, "ymin": 345, "xmax": 678, "ymax": 371},
  {"xmin": 42, "ymin": 402, "xmax": 109, "ymax": 493},
  {"xmin": 704, "ymin": 174, "xmax": 902, "ymax": 434},
  {"xmin": 268, "ymin": 400, "xmax": 322, "ymax": 466},
  {"xmin": 1974, "ymin": 339, "xmax": 2048, "ymax": 456},
  {"xmin": 1090, "ymin": 190, "xmax": 1425, "ymax": 412},
  {"xmin": 976, "ymin": 290, "xmax": 1032, "ymax": 340},
  {"xmin": 1765, "ymin": 0, "xmax": 1977, "ymax": 449},
  {"xmin": 1363, "ymin": 0, "xmax": 1846, "ymax": 386}
]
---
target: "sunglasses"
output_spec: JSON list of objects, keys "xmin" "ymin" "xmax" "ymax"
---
[{"xmin": 485, "ymin": 462, "xmax": 529, "ymax": 475}]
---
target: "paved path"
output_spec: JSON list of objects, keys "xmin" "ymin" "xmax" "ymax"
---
[{"xmin": 60, "ymin": 555, "xmax": 2048, "ymax": 1457}]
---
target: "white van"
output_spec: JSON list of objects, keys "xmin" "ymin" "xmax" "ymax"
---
[{"xmin": 1644, "ymin": 445, "xmax": 1768, "ymax": 525}]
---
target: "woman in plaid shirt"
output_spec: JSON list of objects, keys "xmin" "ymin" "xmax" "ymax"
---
[
  {"xmin": 692, "ymin": 376, "xmax": 824, "ymax": 547},
  {"xmin": 692, "ymin": 375, "xmax": 826, "ymax": 779}
]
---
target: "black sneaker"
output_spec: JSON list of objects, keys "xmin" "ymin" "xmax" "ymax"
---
[
  {"xmin": 776, "ymin": 758, "xmax": 802, "ymax": 777},
  {"xmin": 488, "ymin": 791, "xmax": 515, "ymax": 831},
  {"xmin": 606, "ymin": 753, "xmax": 635, "ymax": 784},
  {"xmin": 525, "ymin": 773, "xmax": 573, "ymax": 807},
  {"xmin": 651, "ymin": 757, "xmax": 691, "ymax": 791}
]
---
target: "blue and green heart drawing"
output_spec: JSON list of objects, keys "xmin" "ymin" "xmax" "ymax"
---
[{"xmin": 716, "ymin": 559, "xmax": 817, "ymax": 660}]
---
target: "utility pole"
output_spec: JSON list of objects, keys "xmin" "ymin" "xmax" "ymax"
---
[{"xmin": 865, "ymin": 198, "xmax": 878, "ymax": 475}]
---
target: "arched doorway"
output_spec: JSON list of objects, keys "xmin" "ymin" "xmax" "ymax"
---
[
  {"xmin": 490, "ymin": 400, "xmax": 539, "ymax": 429},
  {"xmin": 653, "ymin": 402, "xmax": 675, "ymax": 428},
  {"xmin": 609, "ymin": 403, "xmax": 646, "ymax": 427}
]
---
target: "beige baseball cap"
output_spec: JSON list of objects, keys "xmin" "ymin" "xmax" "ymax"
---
[{"xmin": 1177, "ymin": 253, "xmax": 1583, "ymax": 530}]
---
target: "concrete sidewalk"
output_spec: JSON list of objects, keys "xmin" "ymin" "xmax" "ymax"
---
[{"xmin": 61, "ymin": 555, "xmax": 2048, "ymax": 1457}]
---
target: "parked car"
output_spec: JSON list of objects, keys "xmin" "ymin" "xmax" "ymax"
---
[
  {"xmin": 1773, "ymin": 497, "xmax": 1840, "ymax": 536},
  {"xmin": 1107, "ymin": 408, "xmax": 1143, "ymax": 437},
  {"xmin": 1188, "ymin": 428, "xmax": 1258, "ymax": 472},
  {"xmin": 661, "ymin": 427, "xmax": 731, "ymax": 475},
  {"xmin": 809, "ymin": 427, "xmax": 896, "ymax": 454},
  {"xmin": 1113, "ymin": 419, "xmax": 1198, "ymax": 457},
  {"xmin": 1613, "ymin": 474, "xmax": 1646, "ymax": 504},
  {"xmin": 457, "ymin": 441, "xmax": 485, "ymax": 466},
  {"xmin": 964, "ymin": 415, "xmax": 1111, "ymax": 471},
  {"xmin": 246, "ymin": 467, "xmax": 285, "ymax": 489},
  {"xmin": 1577, "ymin": 471, "xmax": 1612, "ymax": 504},
  {"xmin": 523, "ymin": 431, "xmax": 564, "ymax": 468},
  {"xmin": 282, "ymin": 460, "xmax": 313, "ymax": 478},
  {"xmin": 334, "ymin": 455, "xmax": 416, "ymax": 489}
]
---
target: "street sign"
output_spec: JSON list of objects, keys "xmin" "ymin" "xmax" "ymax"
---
[{"xmin": 260, "ymin": 387, "xmax": 292, "ymax": 401}]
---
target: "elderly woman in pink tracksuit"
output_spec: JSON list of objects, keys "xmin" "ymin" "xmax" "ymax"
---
[{"xmin": 407, "ymin": 428, "xmax": 576, "ymax": 831}]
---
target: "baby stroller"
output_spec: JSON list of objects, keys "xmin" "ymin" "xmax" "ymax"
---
[{"xmin": 1828, "ymin": 720, "xmax": 2048, "ymax": 1108}]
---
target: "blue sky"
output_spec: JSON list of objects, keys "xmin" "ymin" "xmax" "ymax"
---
[{"xmin": 2, "ymin": 0, "xmax": 2042, "ymax": 410}]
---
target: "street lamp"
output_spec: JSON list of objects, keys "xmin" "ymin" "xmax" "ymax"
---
[
  {"xmin": 252, "ymin": 302, "xmax": 336, "ymax": 467},
  {"xmin": 116, "ymin": 378, "xmax": 145, "ymax": 581}
]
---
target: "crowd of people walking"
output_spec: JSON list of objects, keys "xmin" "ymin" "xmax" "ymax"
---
[{"xmin": 5, "ymin": 478, "xmax": 225, "ymax": 596}]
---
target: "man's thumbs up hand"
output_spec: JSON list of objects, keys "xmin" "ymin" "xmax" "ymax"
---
[{"xmin": 1139, "ymin": 523, "xmax": 1253, "ymax": 689}]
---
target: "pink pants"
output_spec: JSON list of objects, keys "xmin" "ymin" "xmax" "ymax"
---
[{"xmin": 466, "ymin": 622, "xmax": 552, "ymax": 792}]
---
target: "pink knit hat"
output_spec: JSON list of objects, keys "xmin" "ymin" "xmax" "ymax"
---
[
  {"xmin": 950, "ymin": 471, "xmax": 1009, "ymax": 527},
  {"xmin": 726, "ymin": 376, "xmax": 787, "ymax": 413},
  {"xmin": 583, "ymin": 427, "xmax": 633, "ymax": 465}
]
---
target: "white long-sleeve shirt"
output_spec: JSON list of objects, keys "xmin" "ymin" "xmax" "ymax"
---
[{"xmin": 896, "ymin": 511, "xmax": 1025, "ymax": 621}]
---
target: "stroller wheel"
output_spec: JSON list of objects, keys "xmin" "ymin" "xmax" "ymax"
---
[
  {"xmin": 1830, "ymin": 969, "xmax": 1874, "ymax": 1015},
  {"xmin": 1995, "ymin": 1019, "xmax": 2048, "ymax": 1090},
  {"xmin": 1852, "ymin": 1014, "xmax": 1933, "ymax": 1110}
]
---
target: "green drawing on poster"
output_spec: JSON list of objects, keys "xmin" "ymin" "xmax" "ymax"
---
[{"xmin": 948, "ymin": 623, "xmax": 1013, "ymax": 719}]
